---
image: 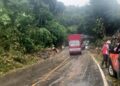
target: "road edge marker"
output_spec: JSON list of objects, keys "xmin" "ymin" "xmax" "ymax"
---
[{"xmin": 89, "ymin": 52, "xmax": 109, "ymax": 86}]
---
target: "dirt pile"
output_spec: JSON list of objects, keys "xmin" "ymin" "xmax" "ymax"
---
[{"xmin": 34, "ymin": 48, "xmax": 60, "ymax": 59}]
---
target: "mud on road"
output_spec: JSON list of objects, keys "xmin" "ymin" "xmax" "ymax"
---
[
  {"xmin": 0, "ymin": 49, "xmax": 69, "ymax": 86},
  {"xmin": 34, "ymin": 51, "xmax": 104, "ymax": 86},
  {"xmin": 0, "ymin": 49, "xmax": 104, "ymax": 86}
]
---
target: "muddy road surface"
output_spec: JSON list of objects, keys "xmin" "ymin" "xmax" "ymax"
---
[{"xmin": 0, "ymin": 49, "xmax": 104, "ymax": 86}]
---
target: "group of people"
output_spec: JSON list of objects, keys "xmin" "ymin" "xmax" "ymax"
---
[{"xmin": 101, "ymin": 39, "xmax": 120, "ymax": 68}]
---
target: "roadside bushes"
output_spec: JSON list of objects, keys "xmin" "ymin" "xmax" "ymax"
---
[
  {"xmin": 0, "ymin": 22, "xmax": 66, "ymax": 54},
  {"xmin": 0, "ymin": 0, "xmax": 67, "ymax": 75},
  {"xmin": 19, "ymin": 25, "xmax": 66, "ymax": 53},
  {"xmin": 0, "ymin": 0, "xmax": 67, "ymax": 54},
  {"xmin": 46, "ymin": 21, "xmax": 67, "ymax": 47},
  {"xmin": 29, "ymin": 27, "xmax": 53, "ymax": 50}
]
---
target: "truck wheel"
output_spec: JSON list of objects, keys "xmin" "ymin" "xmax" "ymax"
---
[
  {"xmin": 116, "ymin": 71, "xmax": 120, "ymax": 79},
  {"xmin": 108, "ymin": 61, "xmax": 120, "ymax": 79},
  {"xmin": 108, "ymin": 64, "xmax": 114, "ymax": 76},
  {"xmin": 69, "ymin": 52, "xmax": 72, "ymax": 56},
  {"xmin": 79, "ymin": 51, "xmax": 82, "ymax": 55}
]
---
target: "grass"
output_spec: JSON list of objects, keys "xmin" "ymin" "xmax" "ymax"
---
[
  {"xmin": 90, "ymin": 48, "xmax": 102, "ymax": 64},
  {"xmin": 0, "ymin": 48, "xmax": 57, "ymax": 76},
  {"xmin": 0, "ymin": 52, "xmax": 40, "ymax": 76}
]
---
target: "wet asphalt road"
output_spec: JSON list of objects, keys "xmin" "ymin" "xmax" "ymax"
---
[
  {"xmin": 51, "ymin": 52, "xmax": 103, "ymax": 86},
  {"xmin": 0, "ymin": 49, "xmax": 104, "ymax": 86}
]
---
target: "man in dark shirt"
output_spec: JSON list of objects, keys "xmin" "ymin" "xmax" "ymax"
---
[{"xmin": 115, "ymin": 43, "xmax": 120, "ymax": 53}]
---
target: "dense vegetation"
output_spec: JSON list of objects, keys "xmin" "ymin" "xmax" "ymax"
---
[
  {"xmin": 0, "ymin": 0, "xmax": 67, "ymax": 53},
  {"xmin": 59, "ymin": 0, "xmax": 120, "ymax": 40},
  {"xmin": 1, "ymin": 0, "xmax": 120, "ymax": 74},
  {"xmin": 0, "ymin": 0, "xmax": 67, "ymax": 74}
]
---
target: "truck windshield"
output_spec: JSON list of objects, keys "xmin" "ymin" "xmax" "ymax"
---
[{"xmin": 69, "ymin": 40, "xmax": 80, "ymax": 47}]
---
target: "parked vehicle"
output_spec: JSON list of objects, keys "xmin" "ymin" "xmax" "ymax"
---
[
  {"xmin": 108, "ymin": 52, "xmax": 120, "ymax": 79},
  {"xmin": 68, "ymin": 34, "xmax": 83, "ymax": 55}
]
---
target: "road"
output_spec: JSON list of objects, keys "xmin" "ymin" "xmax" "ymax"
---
[{"xmin": 0, "ymin": 49, "xmax": 104, "ymax": 86}]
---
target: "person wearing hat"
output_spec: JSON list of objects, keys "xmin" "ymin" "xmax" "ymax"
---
[{"xmin": 101, "ymin": 40, "xmax": 111, "ymax": 68}]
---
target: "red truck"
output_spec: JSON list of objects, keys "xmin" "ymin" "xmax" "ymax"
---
[
  {"xmin": 108, "ymin": 53, "xmax": 120, "ymax": 79},
  {"xmin": 68, "ymin": 34, "xmax": 83, "ymax": 55}
]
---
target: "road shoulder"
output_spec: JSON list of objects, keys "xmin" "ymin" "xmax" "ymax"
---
[{"xmin": 89, "ymin": 52, "xmax": 109, "ymax": 86}]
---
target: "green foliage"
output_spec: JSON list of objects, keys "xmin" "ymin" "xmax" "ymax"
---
[
  {"xmin": 0, "ymin": 0, "xmax": 66, "ymax": 74},
  {"xmin": 94, "ymin": 39, "xmax": 103, "ymax": 47},
  {"xmin": 67, "ymin": 25, "xmax": 77, "ymax": 34},
  {"xmin": 0, "ymin": 0, "xmax": 66, "ymax": 53},
  {"xmin": 29, "ymin": 27, "xmax": 53, "ymax": 48},
  {"xmin": 89, "ymin": 0, "xmax": 120, "ymax": 35},
  {"xmin": 58, "ymin": 6, "xmax": 83, "ymax": 26},
  {"xmin": 47, "ymin": 21, "xmax": 66, "ymax": 47},
  {"xmin": 92, "ymin": 18, "xmax": 105, "ymax": 38},
  {"xmin": 20, "ymin": 36, "xmax": 34, "ymax": 53}
]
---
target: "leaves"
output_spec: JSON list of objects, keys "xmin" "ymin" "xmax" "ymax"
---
[
  {"xmin": 0, "ymin": 0, "xmax": 67, "ymax": 74},
  {"xmin": 0, "ymin": 0, "xmax": 66, "ymax": 54}
]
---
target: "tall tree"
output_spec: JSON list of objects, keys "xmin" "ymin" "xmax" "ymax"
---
[{"xmin": 90, "ymin": 0, "xmax": 119, "ymax": 35}]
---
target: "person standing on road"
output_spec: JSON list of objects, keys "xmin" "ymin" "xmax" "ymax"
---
[{"xmin": 101, "ymin": 40, "xmax": 111, "ymax": 68}]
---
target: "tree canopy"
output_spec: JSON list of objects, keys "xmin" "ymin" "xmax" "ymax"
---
[
  {"xmin": 1, "ymin": 0, "xmax": 120, "ymax": 53},
  {"xmin": 0, "ymin": 0, "xmax": 66, "ymax": 54},
  {"xmin": 58, "ymin": 0, "xmax": 120, "ymax": 39}
]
